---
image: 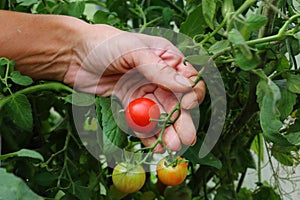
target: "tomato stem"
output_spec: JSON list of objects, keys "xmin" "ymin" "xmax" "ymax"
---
[
  {"xmin": 134, "ymin": 100, "xmax": 181, "ymax": 153},
  {"xmin": 135, "ymin": 69, "xmax": 204, "ymax": 154},
  {"xmin": 0, "ymin": 82, "xmax": 74, "ymax": 110}
]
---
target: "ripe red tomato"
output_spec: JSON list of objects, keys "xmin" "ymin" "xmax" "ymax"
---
[
  {"xmin": 156, "ymin": 156, "xmax": 188, "ymax": 186},
  {"xmin": 112, "ymin": 162, "xmax": 146, "ymax": 193},
  {"xmin": 125, "ymin": 97, "xmax": 160, "ymax": 133}
]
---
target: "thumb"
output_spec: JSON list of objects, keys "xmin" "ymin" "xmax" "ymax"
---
[{"xmin": 134, "ymin": 51, "xmax": 194, "ymax": 93}]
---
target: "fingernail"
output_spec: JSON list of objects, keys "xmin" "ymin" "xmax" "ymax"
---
[
  {"xmin": 175, "ymin": 74, "xmax": 193, "ymax": 87},
  {"xmin": 191, "ymin": 137, "xmax": 197, "ymax": 146}
]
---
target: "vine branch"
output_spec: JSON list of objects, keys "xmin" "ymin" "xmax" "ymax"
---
[{"xmin": 0, "ymin": 82, "xmax": 74, "ymax": 110}]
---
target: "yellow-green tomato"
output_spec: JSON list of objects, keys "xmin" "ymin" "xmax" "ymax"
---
[{"xmin": 112, "ymin": 162, "xmax": 146, "ymax": 193}]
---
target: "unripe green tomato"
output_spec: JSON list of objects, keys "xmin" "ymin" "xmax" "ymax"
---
[{"xmin": 112, "ymin": 162, "xmax": 146, "ymax": 193}]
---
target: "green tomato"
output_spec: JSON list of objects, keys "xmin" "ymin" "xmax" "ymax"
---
[{"xmin": 112, "ymin": 162, "xmax": 146, "ymax": 193}]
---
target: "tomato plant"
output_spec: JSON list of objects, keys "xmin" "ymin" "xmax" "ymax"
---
[
  {"xmin": 112, "ymin": 162, "xmax": 146, "ymax": 193},
  {"xmin": 125, "ymin": 97, "xmax": 160, "ymax": 133},
  {"xmin": 156, "ymin": 156, "xmax": 188, "ymax": 186}
]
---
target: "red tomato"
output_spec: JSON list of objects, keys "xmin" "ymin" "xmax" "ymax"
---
[
  {"xmin": 156, "ymin": 156, "xmax": 188, "ymax": 186},
  {"xmin": 125, "ymin": 98, "xmax": 160, "ymax": 133},
  {"xmin": 112, "ymin": 162, "xmax": 146, "ymax": 193}
]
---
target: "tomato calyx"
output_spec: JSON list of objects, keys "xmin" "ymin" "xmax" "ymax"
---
[
  {"xmin": 156, "ymin": 156, "xmax": 189, "ymax": 186},
  {"xmin": 163, "ymin": 156, "xmax": 189, "ymax": 168}
]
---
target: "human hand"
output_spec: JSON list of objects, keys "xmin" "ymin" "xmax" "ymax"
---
[{"xmin": 63, "ymin": 24, "xmax": 206, "ymax": 152}]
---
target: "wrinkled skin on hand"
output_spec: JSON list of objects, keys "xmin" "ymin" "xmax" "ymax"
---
[{"xmin": 64, "ymin": 27, "xmax": 206, "ymax": 152}]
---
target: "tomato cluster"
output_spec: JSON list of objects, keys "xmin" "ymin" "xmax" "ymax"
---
[
  {"xmin": 113, "ymin": 98, "xmax": 188, "ymax": 194},
  {"xmin": 112, "ymin": 156, "xmax": 188, "ymax": 193}
]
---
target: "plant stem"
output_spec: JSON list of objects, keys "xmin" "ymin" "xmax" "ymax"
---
[
  {"xmin": 270, "ymin": 66, "xmax": 300, "ymax": 80},
  {"xmin": 136, "ymin": 5, "xmax": 147, "ymax": 28},
  {"xmin": 212, "ymin": 26, "xmax": 297, "ymax": 60},
  {"xmin": 0, "ymin": 82, "xmax": 74, "ymax": 110},
  {"xmin": 200, "ymin": 18, "xmax": 228, "ymax": 45},
  {"xmin": 262, "ymin": 0, "xmax": 289, "ymax": 20},
  {"xmin": 264, "ymin": 141, "xmax": 284, "ymax": 198},
  {"xmin": 135, "ymin": 100, "xmax": 181, "ymax": 153},
  {"xmin": 236, "ymin": 169, "xmax": 247, "ymax": 193},
  {"xmin": 200, "ymin": 0, "xmax": 258, "ymax": 45},
  {"xmin": 139, "ymin": 16, "xmax": 163, "ymax": 33},
  {"xmin": 222, "ymin": 73, "xmax": 259, "ymax": 139},
  {"xmin": 161, "ymin": 0, "xmax": 185, "ymax": 15},
  {"xmin": 247, "ymin": 34, "xmax": 286, "ymax": 45},
  {"xmin": 278, "ymin": 14, "xmax": 300, "ymax": 36},
  {"xmin": 259, "ymin": 0, "xmax": 281, "ymax": 37},
  {"xmin": 257, "ymin": 133, "xmax": 262, "ymax": 183},
  {"xmin": 227, "ymin": 0, "xmax": 257, "ymax": 31},
  {"xmin": 42, "ymin": 128, "xmax": 71, "ymax": 169}
]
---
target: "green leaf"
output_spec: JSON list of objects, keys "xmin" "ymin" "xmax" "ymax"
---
[
  {"xmin": 285, "ymin": 36, "xmax": 300, "ymax": 56},
  {"xmin": 6, "ymin": 94, "xmax": 33, "ymax": 132},
  {"xmin": 202, "ymin": 0, "xmax": 216, "ymax": 29},
  {"xmin": 229, "ymin": 29, "xmax": 254, "ymax": 61},
  {"xmin": 73, "ymin": 182, "xmax": 92, "ymax": 200},
  {"xmin": 0, "ymin": 168, "xmax": 43, "ymax": 200},
  {"xmin": 10, "ymin": 71, "xmax": 33, "ymax": 86},
  {"xmin": 93, "ymin": 10, "xmax": 109, "ymax": 24},
  {"xmin": 0, "ymin": 149, "xmax": 44, "ymax": 161},
  {"xmin": 185, "ymin": 54, "xmax": 211, "ymax": 66},
  {"xmin": 271, "ymin": 145, "xmax": 295, "ymax": 166},
  {"xmin": 162, "ymin": 7, "xmax": 175, "ymax": 23},
  {"xmin": 235, "ymin": 50, "xmax": 260, "ymax": 70},
  {"xmin": 276, "ymin": 55, "xmax": 290, "ymax": 72},
  {"xmin": 32, "ymin": 172, "xmax": 57, "ymax": 187},
  {"xmin": 287, "ymin": 119, "xmax": 300, "ymax": 133},
  {"xmin": 221, "ymin": 0, "xmax": 234, "ymax": 17},
  {"xmin": 283, "ymin": 128, "xmax": 300, "ymax": 144},
  {"xmin": 64, "ymin": 92, "xmax": 95, "ymax": 106},
  {"xmin": 93, "ymin": 10, "xmax": 120, "ymax": 25},
  {"xmin": 252, "ymin": 185, "xmax": 281, "ymax": 200},
  {"xmin": 238, "ymin": 188, "xmax": 254, "ymax": 200},
  {"xmin": 54, "ymin": 190, "xmax": 65, "ymax": 200},
  {"xmin": 256, "ymin": 78, "xmax": 292, "ymax": 146},
  {"xmin": 228, "ymin": 29, "xmax": 246, "ymax": 45},
  {"xmin": 275, "ymin": 80, "xmax": 297, "ymax": 120},
  {"xmin": 232, "ymin": 142, "xmax": 256, "ymax": 171},
  {"xmin": 284, "ymin": 132, "xmax": 300, "ymax": 146},
  {"xmin": 251, "ymin": 133, "xmax": 264, "ymax": 162},
  {"xmin": 286, "ymin": 73, "xmax": 300, "ymax": 94},
  {"xmin": 180, "ymin": 5, "xmax": 207, "ymax": 37},
  {"xmin": 215, "ymin": 186, "xmax": 233, "ymax": 200},
  {"xmin": 65, "ymin": 1, "xmax": 85, "ymax": 18},
  {"xmin": 96, "ymin": 96, "xmax": 128, "ymax": 154},
  {"xmin": 208, "ymin": 40, "xmax": 229, "ymax": 54},
  {"xmin": 256, "ymin": 78, "xmax": 281, "ymax": 131},
  {"xmin": 244, "ymin": 14, "xmax": 267, "ymax": 31},
  {"xmin": 109, "ymin": 185, "xmax": 128, "ymax": 200},
  {"xmin": 0, "ymin": 57, "xmax": 8, "ymax": 66},
  {"xmin": 140, "ymin": 191, "xmax": 156, "ymax": 200},
  {"xmin": 16, "ymin": 0, "xmax": 38, "ymax": 6},
  {"xmin": 183, "ymin": 139, "xmax": 222, "ymax": 169},
  {"xmin": 164, "ymin": 185, "xmax": 192, "ymax": 200}
]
